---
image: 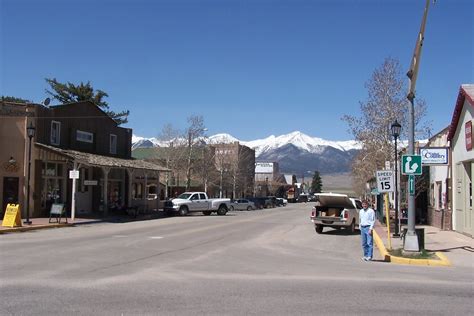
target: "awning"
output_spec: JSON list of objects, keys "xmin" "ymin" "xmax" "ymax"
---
[{"xmin": 36, "ymin": 142, "xmax": 170, "ymax": 172}]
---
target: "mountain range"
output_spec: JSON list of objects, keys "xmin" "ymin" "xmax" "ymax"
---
[{"xmin": 132, "ymin": 131, "xmax": 361, "ymax": 175}]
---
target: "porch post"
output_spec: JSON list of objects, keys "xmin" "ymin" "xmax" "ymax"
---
[
  {"xmin": 144, "ymin": 172, "xmax": 148, "ymax": 213},
  {"xmin": 127, "ymin": 169, "xmax": 134, "ymax": 208},
  {"xmin": 102, "ymin": 167, "xmax": 110, "ymax": 216}
]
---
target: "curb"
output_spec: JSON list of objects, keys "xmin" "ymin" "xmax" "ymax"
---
[
  {"xmin": 373, "ymin": 230, "xmax": 451, "ymax": 267},
  {"xmin": 0, "ymin": 223, "xmax": 73, "ymax": 234}
]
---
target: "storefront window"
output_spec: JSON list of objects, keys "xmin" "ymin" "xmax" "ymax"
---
[{"xmin": 41, "ymin": 162, "xmax": 66, "ymax": 213}]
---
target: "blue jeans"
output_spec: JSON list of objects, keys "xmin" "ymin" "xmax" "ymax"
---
[{"xmin": 361, "ymin": 226, "xmax": 373, "ymax": 258}]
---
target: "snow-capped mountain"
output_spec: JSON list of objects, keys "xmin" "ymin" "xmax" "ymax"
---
[{"xmin": 132, "ymin": 131, "xmax": 361, "ymax": 174}]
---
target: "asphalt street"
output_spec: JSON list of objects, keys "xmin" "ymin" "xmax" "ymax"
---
[{"xmin": 0, "ymin": 203, "xmax": 472, "ymax": 315}]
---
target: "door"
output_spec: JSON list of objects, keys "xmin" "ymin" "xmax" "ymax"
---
[
  {"xmin": 2, "ymin": 177, "xmax": 19, "ymax": 215},
  {"xmin": 461, "ymin": 162, "xmax": 472, "ymax": 235},
  {"xmin": 189, "ymin": 193, "xmax": 201, "ymax": 211}
]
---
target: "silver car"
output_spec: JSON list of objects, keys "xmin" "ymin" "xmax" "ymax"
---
[{"xmin": 230, "ymin": 199, "xmax": 256, "ymax": 211}]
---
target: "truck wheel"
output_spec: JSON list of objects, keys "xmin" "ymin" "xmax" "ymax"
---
[
  {"xmin": 315, "ymin": 225, "xmax": 324, "ymax": 234},
  {"xmin": 347, "ymin": 220, "xmax": 356, "ymax": 234},
  {"xmin": 179, "ymin": 206, "xmax": 189, "ymax": 216},
  {"xmin": 217, "ymin": 205, "xmax": 227, "ymax": 216},
  {"xmin": 202, "ymin": 211, "xmax": 212, "ymax": 216}
]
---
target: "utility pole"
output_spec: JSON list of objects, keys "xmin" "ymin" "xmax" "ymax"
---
[{"xmin": 404, "ymin": 0, "xmax": 433, "ymax": 251}]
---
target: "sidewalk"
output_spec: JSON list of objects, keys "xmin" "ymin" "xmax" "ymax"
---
[
  {"xmin": 0, "ymin": 211, "xmax": 167, "ymax": 234},
  {"xmin": 373, "ymin": 220, "xmax": 474, "ymax": 267}
]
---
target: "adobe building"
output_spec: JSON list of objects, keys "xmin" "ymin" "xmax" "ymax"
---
[
  {"xmin": 447, "ymin": 84, "xmax": 474, "ymax": 237},
  {"xmin": 0, "ymin": 100, "xmax": 168, "ymax": 220}
]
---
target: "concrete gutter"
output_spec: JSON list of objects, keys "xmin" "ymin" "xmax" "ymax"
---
[
  {"xmin": 373, "ymin": 230, "xmax": 451, "ymax": 267},
  {"xmin": 0, "ymin": 223, "xmax": 73, "ymax": 234}
]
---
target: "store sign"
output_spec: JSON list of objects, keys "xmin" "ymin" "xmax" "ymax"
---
[
  {"xmin": 255, "ymin": 162, "xmax": 274, "ymax": 173},
  {"xmin": 69, "ymin": 170, "xmax": 80, "ymax": 179},
  {"xmin": 419, "ymin": 147, "xmax": 449, "ymax": 165},
  {"xmin": 466, "ymin": 121, "xmax": 472, "ymax": 151},
  {"xmin": 84, "ymin": 180, "xmax": 98, "ymax": 186},
  {"xmin": 2, "ymin": 204, "xmax": 22, "ymax": 227}
]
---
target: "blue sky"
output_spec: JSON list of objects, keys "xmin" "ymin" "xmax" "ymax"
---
[{"xmin": 1, "ymin": 0, "xmax": 473, "ymax": 141}]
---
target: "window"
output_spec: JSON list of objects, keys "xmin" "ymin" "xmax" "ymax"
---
[
  {"xmin": 110, "ymin": 134, "xmax": 117, "ymax": 154},
  {"xmin": 51, "ymin": 121, "xmax": 61, "ymax": 145},
  {"xmin": 191, "ymin": 194, "xmax": 199, "ymax": 200},
  {"xmin": 132, "ymin": 183, "xmax": 143, "ymax": 199},
  {"xmin": 76, "ymin": 130, "xmax": 94, "ymax": 143},
  {"xmin": 199, "ymin": 193, "xmax": 207, "ymax": 200}
]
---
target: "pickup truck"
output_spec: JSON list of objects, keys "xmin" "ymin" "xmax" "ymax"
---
[
  {"xmin": 310, "ymin": 193, "xmax": 362, "ymax": 234},
  {"xmin": 164, "ymin": 192, "xmax": 231, "ymax": 216}
]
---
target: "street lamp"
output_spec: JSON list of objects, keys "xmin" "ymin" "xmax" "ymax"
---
[
  {"xmin": 391, "ymin": 120, "xmax": 402, "ymax": 237},
  {"xmin": 24, "ymin": 121, "xmax": 35, "ymax": 225}
]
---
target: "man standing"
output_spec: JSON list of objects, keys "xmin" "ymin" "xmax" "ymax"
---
[{"xmin": 359, "ymin": 199, "xmax": 375, "ymax": 261}]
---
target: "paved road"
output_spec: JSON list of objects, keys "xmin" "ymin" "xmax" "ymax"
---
[{"xmin": 1, "ymin": 203, "xmax": 472, "ymax": 315}]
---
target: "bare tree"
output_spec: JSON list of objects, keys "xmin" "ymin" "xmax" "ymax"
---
[
  {"xmin": 342, "ymin": 57, "xmax": 430, "ymax": 195},
  {"xmin": 184, "ymin": 115, "xmax": 207, "ymax": 190},
  {"xmin": 157, "ymin": 123, "xmax": 186, "ymax": 198}
]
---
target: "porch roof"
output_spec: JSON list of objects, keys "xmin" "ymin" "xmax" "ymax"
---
[{"xmin": 36, "ymin": 143, "xmax": 170, "ymax": 172}]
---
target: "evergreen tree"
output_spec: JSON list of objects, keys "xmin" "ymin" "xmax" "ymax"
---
[
  {"xmin": 45, "ymin": 78, "xmax": 130, "ymax": 125},
  {"xmin": 311, "ymin": 171, "xmax": 323, "ymax": 193},
  {"xmin": 1, "ymin": 96, "xmax": 31, "ymax": 103}
]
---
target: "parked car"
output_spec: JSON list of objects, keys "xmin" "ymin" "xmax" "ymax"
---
[
  {"xmin": 297, "ymin": 194, "xmax": 309, "ymax": 203},
  {"xmin": 309, "ymin": 193, "xmax": 362, "ymax": 234},
  {"xmin": 267, "ymin": 196, "xmax": 278, "ymax": 208},
  {"xmin": 276, "ymin": 198, "xmax": 287, "ymax": 206},
  {"xmin": 246, "ymin": 197, "xmax": 265, "ymax": 209},
  {"xmin": 230, "ymin": 199, "xmax": 256, "ymax": 211}
]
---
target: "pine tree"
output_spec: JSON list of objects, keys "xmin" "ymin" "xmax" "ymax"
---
[
  {"xmin": 311, "ymin": 171, "xmax": 323, "ymax": 193},
  {"xmin": 45, "ymin": 78, "xmax": 130, "ymax": 125}
]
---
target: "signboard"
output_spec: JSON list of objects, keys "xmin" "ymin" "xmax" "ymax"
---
[
  {"xmin": 408, "ymin": 175, "xmax": 415, "ymax": 196},
  {"xmin": 255, "ymin": 162, "xmax": 274, "ymax": 173},
  {"xmin": 69, "ymin": 170, "xmax": 80, "ymax": 179},
  {"xmin": 84, "ymin": 180, "xmax": 98, "ymax": 186},
  {"xmin": 376, "ymin": 170, "xmax": 394, "ymax": 193},
  {"xmin": 401, "ymin": 155, "xmax": 422, "ymax": 175},
  {"xmin": 466, "ymin": 121, "xmax": 472, "ymax": 151},
  {"xmin": 2, "ymin": 204, "xmax": 22, "ymax": 227},
  {"xmin": 385, "ymin": 161, "xmax": 391, "ymax": 170},
  {"xmin": 419, "ymin": 147, "xmax": 449, "ymax": 165}
]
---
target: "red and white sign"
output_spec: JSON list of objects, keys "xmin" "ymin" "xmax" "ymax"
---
[{"xmin": 465, "ymin": 121, "xmax": 472, "ymax": 151}]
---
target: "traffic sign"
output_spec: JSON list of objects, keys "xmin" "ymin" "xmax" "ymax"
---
[
  {"xmin": 376, "ymin": 170, "xmax": 394, "ymax": 193},
  {"xmin": 408, "ymin": 175, "xmax": 415, "ymax": 196},
  {"xmin": 401, "ymin": 155, "xmax": 422, "ymax": 175}
]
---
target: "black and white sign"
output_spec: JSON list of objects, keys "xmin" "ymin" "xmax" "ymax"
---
[
  {"xmin": 69, "ymin": 170, "xmax": 80, "ymax": 179},
  {"xmin": 376, "ymin": 170, "xmax": 394, "ymax": 193},
  {"xmin": 419, "ymin": 147, "xmax": 449, "ymax": 165}
]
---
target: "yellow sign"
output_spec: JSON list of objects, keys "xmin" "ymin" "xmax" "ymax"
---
[{"xmin": 2, "ymin": 204, "xmax": 22, "ymax": 227}]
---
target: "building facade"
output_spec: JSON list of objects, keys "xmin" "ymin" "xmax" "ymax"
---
[
  {"xmin": 1, "ymin": 101, "xmax": 167, "ymax": 219},
  {"xmin": 447, "ymin": 84, "xmax": 474, "ymax": 237},
  {"xmin": 423, "ymin": 127, "xmax": 452, "ymax": 230}
]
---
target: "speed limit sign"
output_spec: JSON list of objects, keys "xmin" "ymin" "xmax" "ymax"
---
[{"xmin": 376, "ymin": 170, "xmax": 394, "ymax": 193}]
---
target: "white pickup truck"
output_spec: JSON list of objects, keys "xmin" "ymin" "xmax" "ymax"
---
[
  {"xmin": 164, "ymin": 192, "xmax": 231, "ymax": 216},
  {"xmin": 310, "ymin": 193, "xmax": 362, "ymax": 234}
]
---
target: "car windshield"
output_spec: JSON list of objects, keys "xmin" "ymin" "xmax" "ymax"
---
[{"xmin": 177, "ymin": 193, "xmax": 192, "ymax": 199}]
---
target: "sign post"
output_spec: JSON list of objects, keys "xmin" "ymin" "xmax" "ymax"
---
[{"xmin": 69, "ymin": 164, "xmax": 80, "ymax": 222}]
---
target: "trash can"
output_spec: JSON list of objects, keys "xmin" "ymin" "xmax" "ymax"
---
[{"xmin": 402, "ymin": 228, "xmax": 425, "ymax": 250}]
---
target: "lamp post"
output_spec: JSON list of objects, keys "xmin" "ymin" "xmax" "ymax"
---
[
  {"xmin": 391, "ymin": 120, "xmax": 401, "ymax": 237},
  {"xmin": 24, "ymin": 121, "xmax": 35, "ymax": 225}
]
